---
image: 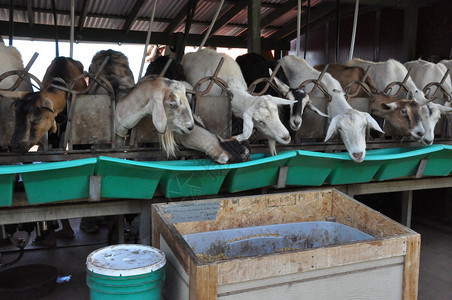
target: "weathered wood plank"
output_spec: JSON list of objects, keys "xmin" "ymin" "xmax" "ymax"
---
[
  {"xmin": 189, "ymin": 260, "xmax": 218, "ymax": 300},
  {"xmin": 403, "ymin": 233, "xmax": 421, "ymax": 300}
]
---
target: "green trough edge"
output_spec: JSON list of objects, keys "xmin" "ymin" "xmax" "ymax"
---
[{"xmin": 0, "ymin": 145, "xmax": 450, "ymax": 203}]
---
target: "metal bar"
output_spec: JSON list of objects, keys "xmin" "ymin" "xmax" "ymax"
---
[
  {"xmin": 89, "ymin": 176, "xmax": 102, "ymax": 202},
  {"xmin": 324, "ymin": 22, "xmax": 329, "ymax": 64},
  {"xmin": 304, "ymin": 0, "xmax": 311, "ymax": 59},
  {"xmin": 51, "ymin": 0, "xmax": 59, "ymax": 57},
  {"xmin": 276, "ymin": 166, "xmax": 289, "ymax": 189},
  {"xmin": 199, "ymin": 0, "xmax": 224, "ymax": 49},
  {"xmin": 139, "ymin": 200, "xmax": 152, "ymax": 245},
  {"xmin": 373, "ymin": 8, "xmax": 381, "ymax": 62},
  {"xmin": 70, "ymin": 0, "xmax": 74, "ymax": 58},
  {"xmin": 348, "ymin": 0, "xmax": 359, "ymax": 60},
  {"xmin": 158, "ymin": 58, "xmax": 173, "ymax": 78},
  {"xmin": 296, "ymin": 0, "xmax": 301, "ymax": 57},
  {"xmin": 138, "ymin": 0, "xmax": 157, "ymax": 79},
  {"xmin": 401, "ymin": 191, "xmax": 413, "ymax": 228},
  {"xmin": 117, "ymin": 215, "xmax": 125, "ymax": 244},
  {"xmin": 8, "ymin": 0, "xmax": 13, "ymax": 45},
  {"xmin": 335, "ymin": 0, "xmax": 341, "ymax": 62}
]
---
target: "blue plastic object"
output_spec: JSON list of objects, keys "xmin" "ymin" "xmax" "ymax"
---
[{"xmin": 184, "ymin": 221, "xmax": 374, "ymax": 259}]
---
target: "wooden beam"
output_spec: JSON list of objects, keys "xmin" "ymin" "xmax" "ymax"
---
[
  {"xmin": 203, "ymin": 0, "xmax": 248, "ymax": 36},
  {"xmin": 164, "ymin": 1, "xmax": 190, "ymax": 33},
  {"xmin": 240, "ymin": 0, "xmax": 298, "ymax": 38},
  {"xmin": 271, "ymin": 3, "xmax": 337, "ymax": 40},
  {"xmin": 0, "ymin": 21, "xmax": 289, "ymax": 50},
  {"xmin": 323, "ymin": 0, "xmax": 407, "ymax": 7},
  {"xmin": 122, "ymin": 0, "xmax": 146, "ymax": 34},
  {"xmin": 401, "ymin": 3, "xmax": 418, "ymax": 62},
  {"xmin": 247, "ymin": 0, "xmax": 261, "ymax": 53},
  {"xmin": 26, "ymin": 0, "xmax": 34, "ymax": 29},
  {"xmin": 77, "ymin": 0, "xmax": 90, "ymax": 32}
]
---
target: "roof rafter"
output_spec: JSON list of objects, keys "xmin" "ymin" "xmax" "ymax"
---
[
  {"xmin": 201, "ymin": 0, "xmax": 248, "ymax": 37},
  {"xmin": 26, "ymin": 0, "xmax": 34, "ymax": 28},
  {"xmin": 164, "ymin": 1, "xmax": 191, "ymax": 33},
  {"xmin": 122, "ymin": 0, "xmax": 146, "ymax": 34},
  {"xmin": 77, "ymin": 0, "xmax": 90, "ymax": 32},
  {"xmin": 270, "ymin": 2, "xmax": 336, "ymax": 40}
]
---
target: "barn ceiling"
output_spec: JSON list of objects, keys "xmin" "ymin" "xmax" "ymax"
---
[{"xmin": 0, "ymin": 0, "xmax": 446, "ymax": 50}]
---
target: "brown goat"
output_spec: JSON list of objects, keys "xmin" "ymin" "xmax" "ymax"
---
[
  {"xmin": 10, "ymin": 57, "xmax": 87, "ymax": 153},
  {"xmin": 314, "ymin": 63, "xmax": 425, "ymax": 140}
]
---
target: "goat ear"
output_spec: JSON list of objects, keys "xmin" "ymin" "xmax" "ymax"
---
[
  {"xmin": 269, "ymin": 96, "xmax": 297, "ymax": 106},
  {"xmin": 50, "ymin": 120, "xmax": 57, "ymax": 133},
  {"xmin": 381, "ymin": 102, "xmax": 398, "ymax": 112},
  {"xmin": 438, "ymin": 104, "xmax": 452, "ymax": 114},
  {"xmin": 365, "ymin": 113, "xmax": 384, "ymax": 133},
  {"xmin": 307, "ymin": 102, "xmax": 328, "ymax": 117},
  {"xmin": 234, "ymin": 110, "xmax": 254, "ymax": 142},
  {"xmin": 241, "ymin": 111, "xmax": 254, "ymax": 140},
  {"xmin": 269, "ymin": 69, "xmax": 290, "ymax": 94},
  {"xmin": 152, "ymin": 100, "xmax": 168, "ymax": 134},
  {"xmin": 40, "ymin": 98, "xmax": 55, "ymax": 113},
  {"xmin": 324, "ymin": 116, "xmax": 339, "ymax": 142}
]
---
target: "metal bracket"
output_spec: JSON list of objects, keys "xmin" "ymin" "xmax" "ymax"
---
[
  {"xmin": 275, "ymin": 166, "xmax": 289, "ymax": 189},
  {"xmin": 89, "ymin": 175, "xmax": 102, "ymax": 202}
]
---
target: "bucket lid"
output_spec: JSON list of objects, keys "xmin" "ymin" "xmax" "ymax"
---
[{"xmin": 86, "ymin": 244, "xmax": 166, "ymax": 276}]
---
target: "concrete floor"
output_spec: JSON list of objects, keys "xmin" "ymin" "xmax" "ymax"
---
[{"xmin": 1, "ymin": 214, "xmax": 451, "ymax": 299}]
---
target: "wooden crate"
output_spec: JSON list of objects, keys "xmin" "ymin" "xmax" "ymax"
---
[{"xmin": 152, "ymin": 189, "xmax": 420, "ymax": 300}]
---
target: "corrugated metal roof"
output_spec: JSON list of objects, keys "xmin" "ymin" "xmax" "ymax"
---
[{"xmin": 0, "ymin": 0, "xmax": 415, "ymax": 48}]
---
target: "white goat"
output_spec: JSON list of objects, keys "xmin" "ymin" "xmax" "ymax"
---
[
  {"xmin": 115, "ymin": 77, "xmax": 194, "ymax": 157},
  {"xmin": 0, "ymin": 42, "xmax": 32, "ymax": 92},
  {"xmin": 439, "ymin": 59, "xmax": 452, "ymax": 71},
  {"xmin": 279, "ymin": 55, "xmax": 383, "ymax": 163},
  {"xmin": 346, "ymin": 58, "xmax": 429, "ymax": 104},
  {"xmin": 181, "ymin": 48, "xmax": 296, "ymax": 156},
  {"xmin": 404, "ymin": 59, "xmax": 452, "ymax": 143}
]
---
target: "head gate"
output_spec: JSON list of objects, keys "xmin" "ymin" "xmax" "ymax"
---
[
  {"xmin": 298, "ymin": 64, "xmax": 332, "ymax": 101},
  {"xmin": 0, "ymin": 52, "xmax": 44, "ymax": 91},
  {"xmin": 63, "ymin": 58, "xmax": 117, "ymax": 150},
  {"xmin": 247, "ymin": 62, "xmax": 286, "ymax": 97},
  {"xmin": 423, "ymin": 69, "xmax": 452, "ymax": 102},
  {"xmin": 384, "ymin": 68, "xmax": 415, "ymax": 100},
  {"xmin": 343, "ymin": 66, "xmax": 376, "ymax": 102},
  {"xmin": 192, "ymin": 57, "xmax": 233, "ymax": 113}
]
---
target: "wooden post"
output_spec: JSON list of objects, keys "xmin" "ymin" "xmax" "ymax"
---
[
  {"xmin": 401, "ymin": 4, "xmax": 418, "ymax": 62},
  {"xmin": 403, "ymin": 234, "xmax": 421, "ymax": 300},
  {"xmin": 247, "ymin": 0, "xmax": 261, "ymax": 54},
  {"xmin": 139, "ymin": 199, "xmax": 152, "ymax": 245},
  {"xmin": 401, "ymin": 191, "xmax": 413, "ymax": 228}
]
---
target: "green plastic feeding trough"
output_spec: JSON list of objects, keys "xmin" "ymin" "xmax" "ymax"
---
[
  {"xmin": 286, "ymin": 150, "xmax": 342, "ymax": 186},
  {"xmin": 19, "ymin": 158, "xmax": 96, "ymax": 204},
  {"xmin": 372, "ymin": 145, "xmax": 443, "ymax": 181},
  {"xmin": 96, "ymin": 156, "xmax": 165, "ymax": 199},
  {"xmin": 86, "ymin": 244, "xmax": 166, "ymax": 300},
  {"xmin": 0, "ymin": 165, "xmax": 20, "ymax": 207},
  {"xmin": 423, "ymin": 145, "xmax": 452, "ymax": 176},
  {"xmin": 325, "ymin": 151, "xmax": 385, "ymax": 185},
  {"xmin": 152, "ymin": 159, "xmax": 231, "ymax": 198},
  {"xmin": 223, "ymin": 151, "xmax": 297, "ymax": 193}
]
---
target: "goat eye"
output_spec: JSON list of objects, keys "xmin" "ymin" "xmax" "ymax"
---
[
  {"xmin": 401, "ymin": 108, "xmax": 407, "ymax": 115},
  {"xmin": 30, "ymin": 118, "xmax": 41, "ymax": 126},
  {"xmin": 168, "ymin": 102, "xmax": 178, "ymax": 108}
]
